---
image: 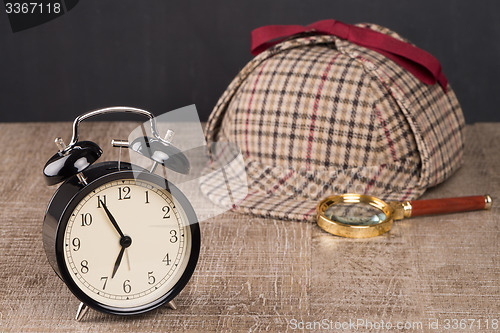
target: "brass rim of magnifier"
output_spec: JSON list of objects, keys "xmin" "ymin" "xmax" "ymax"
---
[{"xmin": 316, "ymin": 194, "xmax": 395, "ymax": 238}]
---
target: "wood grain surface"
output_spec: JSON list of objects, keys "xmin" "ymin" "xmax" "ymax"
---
[{"xmin": 0, "ymin": 122, "xmax": 498, "ymax": 332}]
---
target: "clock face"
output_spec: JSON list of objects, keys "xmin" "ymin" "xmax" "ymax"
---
[{"xmin": 61, "ymin": 177, "xmax": 193, "ymax": 310}]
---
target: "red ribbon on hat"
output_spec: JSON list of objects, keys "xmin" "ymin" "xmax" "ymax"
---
[{"xmin": 251, "ymin": 19, "xmax": 447, "ymax": 91}]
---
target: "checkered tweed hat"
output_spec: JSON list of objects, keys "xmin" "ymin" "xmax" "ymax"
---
[{"xmin": 204, "ymin": 20, "xmax": 465, "ymax": 222}]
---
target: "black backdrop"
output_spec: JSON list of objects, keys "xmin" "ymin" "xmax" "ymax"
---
[{"xmin": 1, "ymin": 0, "xmax": 499, "ymax": 122}]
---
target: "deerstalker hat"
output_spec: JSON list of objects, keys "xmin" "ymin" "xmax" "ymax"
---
[{"xmin": 203, "ymin": 19, "xmax": 465, "ymax": 222}]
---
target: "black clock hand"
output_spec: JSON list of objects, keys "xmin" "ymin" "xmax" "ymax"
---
[
  {"xmin": 100, "ymin": 200, "xmax": 125, "ymax": 238},
  {"xmin": 111, "ymin": 246, "xmax": 125, "ymax": 278},
  {"xmin": 111, "ymin": 235, "xmax": 132, "ymax": 278}
]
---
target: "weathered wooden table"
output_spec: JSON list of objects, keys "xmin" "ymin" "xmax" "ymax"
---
[{"xmin": 0, "ymin": 122, "xmax": 498, "ymax": 332}]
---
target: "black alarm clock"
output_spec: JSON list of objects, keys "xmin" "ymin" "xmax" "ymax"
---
[{"xmin": 42, "ymin": 107, "xmax": 200, "ymax": 320}]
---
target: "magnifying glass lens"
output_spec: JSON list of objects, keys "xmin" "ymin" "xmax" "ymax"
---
[{"xmin": 324, "ymin": 202, "xmax": 387, "ymax": 226}]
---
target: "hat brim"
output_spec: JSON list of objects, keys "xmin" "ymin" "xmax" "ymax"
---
[{"xmin": 199, "ymin": 156, "xmax": 426, "ymax": 222}]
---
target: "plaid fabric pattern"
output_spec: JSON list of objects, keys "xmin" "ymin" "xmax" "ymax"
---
[{"xmin": 204, "ymin": 23, "xmax": 465, "ymax": 222}]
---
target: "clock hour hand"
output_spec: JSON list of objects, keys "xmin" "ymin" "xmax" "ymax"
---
[
  {"xmin": 111, "ymin": 235, "xmax": 132, "ymax": 278},
  {"xmin": 100, "ymin": 200, "xmax": 125, "ymax": 238}
]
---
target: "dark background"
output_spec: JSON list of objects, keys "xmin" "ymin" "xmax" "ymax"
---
[{"xmin": 0, "ymin": 0, "xmax": 499, "ymax": 123}]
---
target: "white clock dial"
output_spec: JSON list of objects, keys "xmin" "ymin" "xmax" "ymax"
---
[{"xmin": 63, "ymin": 179, "xmax": 192, "ymax": 308}]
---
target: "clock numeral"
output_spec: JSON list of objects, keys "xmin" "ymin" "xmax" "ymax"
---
[
  {"xmin": 118, "ymin": 186, "xmax": 131, "ymax": 200},
  {"xmin": 123, "ymin": 279, "xmax": 131, "ymax": 293},
  {"xmin": 72, "ymin": 238, "xmax": 80, "ymax": 251},
  {"xmin": 80, "ymin": 260, "xmax": 89, "ymax": 274},
  {"xmin": 97, "ymin": 195, "xmax": 107, "ymax": 208},
  {"xmin": 170, "ymin": 229, "xmax": 178, "ymax": 243},
  {"xmin": 148, "ymin": 271, "xmax": 155, "ymax": 285},
  {"xmin": 162, "ymin": 253, "xmax": 171, "ymax": 265},
  {"xmin": 100, "ymin": 276, "xmax": 108, "ymax": 290},
  {"xmin": 162, "ymin": 206, "xmax": 171, "ymax": 219},
  {"xmin": 80, "ymin": 213, "xmax": 92, "ymax": 226},
  {"xmin": 145, "ymin": 191, "xmax": 149, "ymax": 204}
]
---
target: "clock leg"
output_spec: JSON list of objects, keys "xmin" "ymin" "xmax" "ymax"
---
[
  {"xmin": 75, "ymin": 302, "xmax": 89, "ymax": 321},
  {"xmin": 167, "ymin": 300, "xmax": 177, "ymax": 310}
]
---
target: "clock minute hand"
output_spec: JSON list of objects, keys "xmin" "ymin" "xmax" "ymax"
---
[
  {"xmin": 100, "ymin": 200, "xmax": 125, "ymax": 238},
  {"xmin": 111, "ymin": 246, "xmax": 125, "ymax": 278}
]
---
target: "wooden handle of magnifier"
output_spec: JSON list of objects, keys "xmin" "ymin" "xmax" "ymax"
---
[{"xmin": 409, "ymin": 194, "xmax": 492, "ymax": 217}]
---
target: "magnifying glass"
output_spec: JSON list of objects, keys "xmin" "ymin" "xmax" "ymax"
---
[{"xmin": 316, "ymin": 193, "xmax": 493, "ymax": 238}]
